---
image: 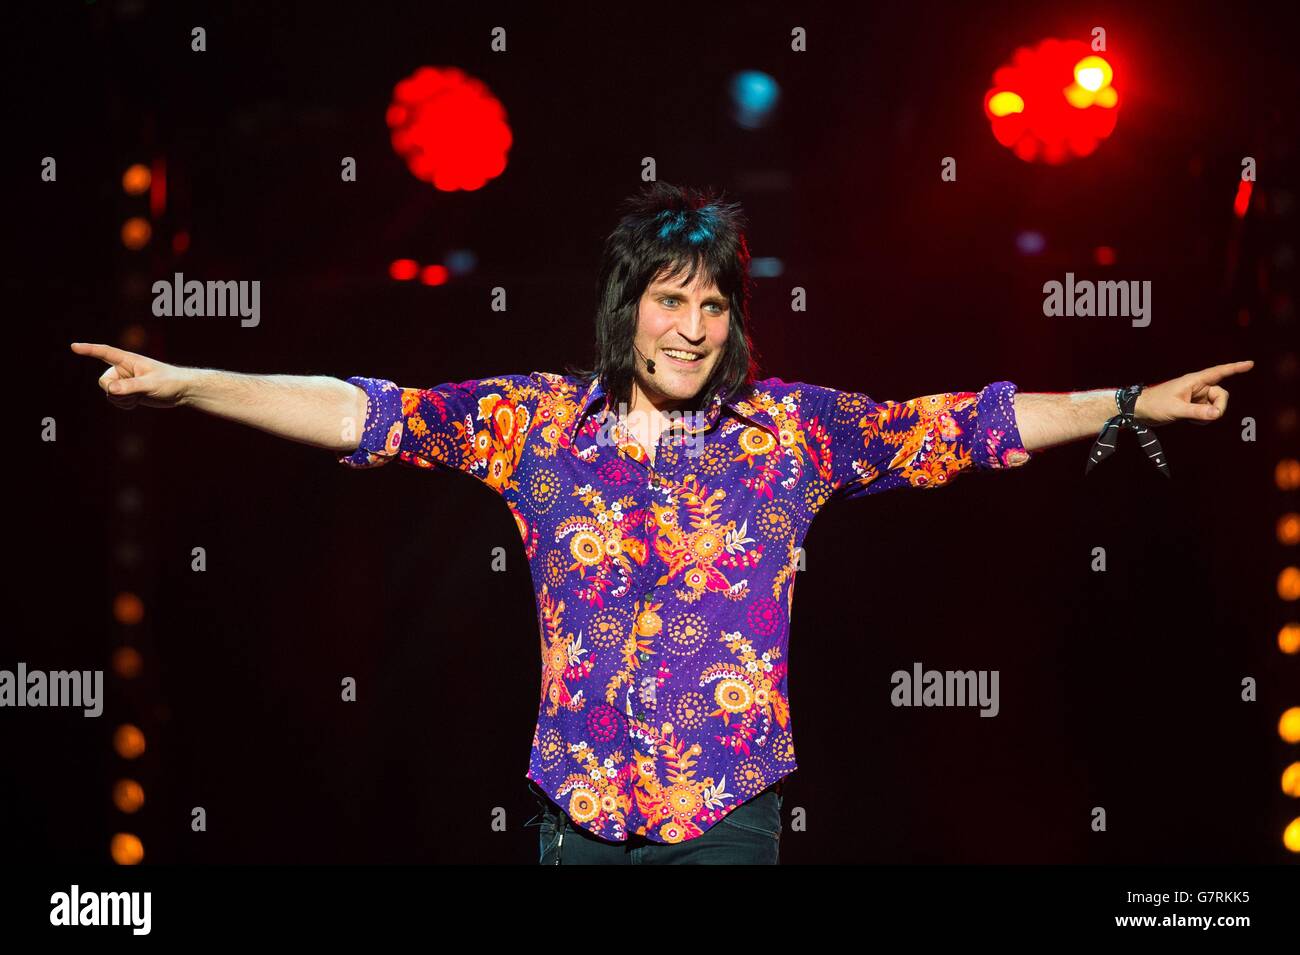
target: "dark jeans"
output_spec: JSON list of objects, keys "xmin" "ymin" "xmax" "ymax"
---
[{"xmin": 525, "ymin": 779, "xmax": 784, "ymax": 864}]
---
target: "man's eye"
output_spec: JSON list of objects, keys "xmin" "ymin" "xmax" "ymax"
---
[{"xmin": 662, "ymin": 297, "xmax": 678, "ymax": 306}]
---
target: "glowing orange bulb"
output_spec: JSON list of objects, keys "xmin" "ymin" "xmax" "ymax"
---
[
  {"xmin": 1281, "ymin": 623, "xmax": 1300, "ymax": 655},
  {"xmin": 1281, "ymin": 707, "xmax": 1300, "ymax": 743},
  {"xmin": 1285, "ymin": 818, "xmax": 1300, "ymax": 853},
  {"xmin": 113, "ymin": 592, "xmax": 144, "ymax": 625},
  {"xmin": 1277, "ymin": 459, "xmax": 1300, "ymax": 491},
  {"xmin": 120, "ymin": 218, "xmax": 151, "ymax": 251},
  {"xmin": 122, "ymin": 164, "xmax": 151, "ymax": 195},
  {"xmin": 1283, "ymin": 763, "xmax": 1300, "ymax": 798},
  {"xmin": 987, "ymin": 91, "xmax": 1024, "ymax": 116},
  {"xmin": 114, "ymin": 724, "xmax": 146, "ymax": 759},
  {"xmin": 110, "ymin": 833, "xmax": 144, "ymax": 865},
  {"xmin": 1279, "ymin": 513, "xmax": 1300, "ymax": 546},
  {"xmin": 1280, "ymin": 567, "xmax": 1300, "ymax": 601},
  {"xmin": 113, "ymin": 779, "xmax": 145, "ymax": 813}
]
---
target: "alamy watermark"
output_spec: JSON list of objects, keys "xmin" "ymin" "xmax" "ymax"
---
[
  {"xmin": 1043, "ymin": 272, "xmax": 1150, "ymax": 327},
  {"xmin": 50, "ymin": 885, "xmax": 151, "ymax": 935},
  {"xmin": 152, "ymin": 272, "xmax": 260, "ymax": 327},
  {"xmin": 596, "ymin": 401, "xmax": 707, "ymax": 459},
  {"xmin": 1, "ymin": 663, "xmax": 103, "ymax": 717},
  {"xmin": 890, "ymin": 661, "xmax": 1000, "ymax": 717}
]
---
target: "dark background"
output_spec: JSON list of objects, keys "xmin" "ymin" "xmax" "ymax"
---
[{"xmin": 4, "ymin": 0, "xmax": 1297, "ymax": 863}]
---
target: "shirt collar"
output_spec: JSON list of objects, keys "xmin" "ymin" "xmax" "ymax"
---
[{"xmin": 566, "ymin": 375, "xmax": 773, "ymax": 451}]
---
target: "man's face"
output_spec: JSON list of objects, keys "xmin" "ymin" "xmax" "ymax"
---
[{"xmin": 633, "ymin": 270, "xmax": 730, "ymax": 408}]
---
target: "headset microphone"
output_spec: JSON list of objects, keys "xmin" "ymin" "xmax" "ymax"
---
[{"xmin": 634, "ymin": 346, "xmax": 656, "ymax": 375}]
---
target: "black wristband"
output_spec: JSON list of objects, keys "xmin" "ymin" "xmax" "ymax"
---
[{"xmin": 1086, "ymin": 384, "xmax": 1170, "ymax": 479}]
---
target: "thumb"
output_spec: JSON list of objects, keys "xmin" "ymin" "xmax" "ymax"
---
[
  {"xmin": 107, "ymin": 373, "xmax": 146, "ymax": 396},
  {"xmin": 1184, "ymin": 400, "xmax": 1221, "ymax": 421}
]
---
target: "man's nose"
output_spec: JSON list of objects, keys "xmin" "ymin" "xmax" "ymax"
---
[{"xmin": 678, "ymin": 307, "xmax": 707, "ymax": 342}]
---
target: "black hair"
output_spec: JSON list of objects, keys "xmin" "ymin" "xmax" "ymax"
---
[{"xmin": 566, "ymin": 181, "xmax": 761, "ymax": 412}]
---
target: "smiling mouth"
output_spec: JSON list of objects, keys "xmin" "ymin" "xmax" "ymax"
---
[{"xmin": 661, "ymin": 348, "xmax": 704, "ymax": 365}]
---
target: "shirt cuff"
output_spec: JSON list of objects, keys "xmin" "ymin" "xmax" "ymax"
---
[
  {"xmin": 969, "ymin": 380, "xmax": 1033, "ymax": 470},
  {"xmin": 338, "ymin": 376, "xmax": 404, "ymax": 468}
]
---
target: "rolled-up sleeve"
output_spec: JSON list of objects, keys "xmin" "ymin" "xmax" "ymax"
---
[
  {"xmin": 338, "ymin": 376, "xmax": 405, "ymax": 468},
  {"xmin": 806, "ymin": 379, "xmax": 1033, "ymax": 501},
  {"xmin": 337, "ymin": 373, "xmax": 539, "ymax": 497}
]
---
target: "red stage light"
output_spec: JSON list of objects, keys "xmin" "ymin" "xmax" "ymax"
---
[
  {"xmin": 388, "ymin": 66, "xmax": 512, "ymax": 191},
  {"xmin": 984, "ymin": 39, "xmax": 1120, "ymax": 164},
  {"xmin": 419, "ymin": 264, "xmax": 449, "ymax": 286},
  {"xmin": 1233, "ymin": 180, "xmax": 1253, "ymax": 219},
  {"xmin": 389, "ymin": 258, "xmax": 419, "ymax": 281}
]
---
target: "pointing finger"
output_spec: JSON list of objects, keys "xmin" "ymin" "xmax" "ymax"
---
[
  {"xmin": 1195, "ymin": 360, "xmax": 1254, "ymax": 386},
  {"xmin": 72, "ymin": 342, "xmax": 134, "ymax": 367}
]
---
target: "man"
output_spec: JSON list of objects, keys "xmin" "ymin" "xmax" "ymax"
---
[{"xmin": 72, "ymin": 181, "xmax": 1251, "ymax": 864}]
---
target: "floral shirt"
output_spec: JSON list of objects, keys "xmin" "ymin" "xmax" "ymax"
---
[{"xmin": 340, "ymin": 371, "xmax": 1033, "ymax": 843}]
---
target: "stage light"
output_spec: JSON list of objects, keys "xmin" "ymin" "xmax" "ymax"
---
[
  {"xmin": 987, "ymin": 92, "xmax": 1024, "ymax": 117},
  {"xmin": 1285, "ymin": 763, "xmax": 1300, "ymax": 797},
  {"xmin": 113, "ymin": 779, "xmax": 145, "ymax": 813},
  {"xmin": 1279, "ymin": 513, "xmax": 1300, "ymax": 545},
  {"xmin": 1280, "ymin": 567, "xmax": 1300, "ymax": 601},
  {"xmin": 389, "ymin": 258, "xmax": 419, "ymax": 281},
  {"xmin": 121, "ymin": 164, "xmax": 150, "ymax": 195},
  {"xmin": 1073, "ymin": 56, "xmax": 1112, "ymax": 92},
  {"xmin": 1234, "ymin": 180, "xmax": 1253, "ymax": 219},
  {"xmin": 445, "ymin": 249, "xmax": 478, "ymax": 276},
  {"xmin": 1094, "ymin": 246, "xmax": 1116, "ymax": 266},
  {"xmin": 1281, "ymin": 624, "xmax": 1300, "ymax": 655},
  {"xmin": 121, "ymin": 217, "xmax": 151, "ymax": 251},
  {"xmin": 387, "ymin": 66, "xmax": 512, "ymax": 191},
  {"xmin": 729, "ymin": 70, "xmax": 780, "ymax": 129},
  {"xmin": 110, "ymin": 832, "xmax": 144, "ymax": 865},
  {"xmin": 1281, "ymin": 706, "xmax": 1300, "ymax": 742},
  {"xmin": 1015, "ymin": 230, "xmax": 1045, "ymax": 255},
  {"xmin": 173, "ymin": 231, "xmax": 190, "ymax": 255},
  {"xmin": 419, "ymin": 264, "xmax": 449, "ymax": 286},
  {"xmin": 1286, "ymin": 818, "xmax": 1300, "ymax": 853},
  {"xmin": 984, "ymin": 39, "xmax": 1120, "ymax": 164},
  {"xmin": 113, "ymin": 724, "xmax": 146, "ymax": 759},
  {"xmin": 112, "ymin": 646, "xmax": 143, "ymax": 679},
  {"xmin": 113, "ymin": 592, "xmax": 144, "ymax": 625}
]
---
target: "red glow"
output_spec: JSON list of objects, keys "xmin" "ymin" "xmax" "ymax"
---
[
  {"xmin": 1094, "ymin": 246, "xmax": 1116, "ymax": 266},
  {"xmin": 1233, "ymin": 180, "xmax": 1253, "ymax": 218},
  {"xmin": 173, "ymin": 231, "xmax": 190, "ymax": 255},
  {"xmin": 389, "ymin": 258, "xmax": 419, "ymax": 281},
  {"xmin": 419, "ymin": 264, "xmax": 449, "ymax": 286},
  {"xmin": 149, "ymin": 157, "xmax": 166, "ymax": 219},
  {"xmin": 984, "ymin": 39, "xmax": 1120, "ymax": 164},
  {"xmin": 388, "ymin": 66, "xmax": 512, "ymax": 191}
]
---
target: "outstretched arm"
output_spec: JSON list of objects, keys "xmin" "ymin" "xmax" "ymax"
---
[
  {"xmin": 70, "ymin": 342, "xmax": 367, "ymax": 453},
  {"xmin": 1011, "ymin": 360, "xmax": 1254, "ymax": 453}
]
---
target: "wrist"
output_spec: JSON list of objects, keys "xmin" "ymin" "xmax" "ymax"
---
[
  {"xmin": 177, "ymin": 367, "xmax": 207, "ymax": 407},
  {"xmin": 1131, "ymin": 387, "xmax": 1154, "ymax": 426}
]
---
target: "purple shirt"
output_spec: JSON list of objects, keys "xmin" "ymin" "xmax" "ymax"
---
[{"xmin": 340, "ymin": 371, "xmax": 1033, "ymax": 843}]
